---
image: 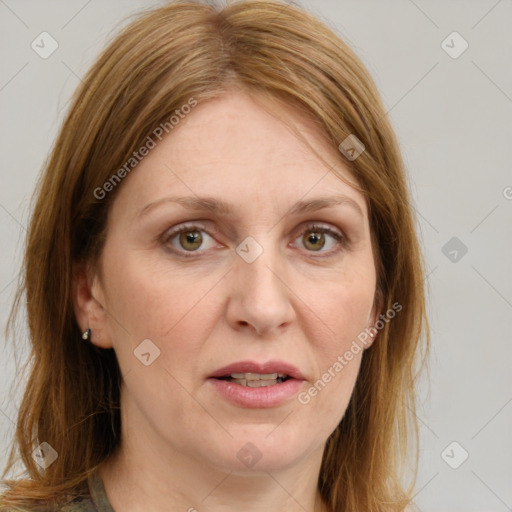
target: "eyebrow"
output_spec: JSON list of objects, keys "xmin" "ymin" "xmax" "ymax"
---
[{"xmin": 137, "ymin": 194, "xmax": 364, "ymax": 219}]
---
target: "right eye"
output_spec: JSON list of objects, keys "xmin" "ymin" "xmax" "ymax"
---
[{"xmin": 162, "ymin": 223, "xmax": 220, "ymax": 257}]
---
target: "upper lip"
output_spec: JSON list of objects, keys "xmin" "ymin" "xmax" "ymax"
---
[{"xmin": 209, "ymin": 360, "xmax": 305, "ymax": 380}]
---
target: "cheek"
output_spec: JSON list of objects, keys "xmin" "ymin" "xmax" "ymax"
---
[
  {"xmin": 294, "ymin": 264, "xmax": 375, "ymax": 414},
  {"xmin": 101, "ymin": 244, "xmax": 213, "ymax": 337},
  {"xmin": 301, "ymin": 268, "xmax": 375, "ymax": 357},
  {"xmin": 100, "ymin": 244, "xmax": 227, "ymax": 377},
  {"xmin": 296, "ymin": 297, "xmax": 369, "ymax": 436}
]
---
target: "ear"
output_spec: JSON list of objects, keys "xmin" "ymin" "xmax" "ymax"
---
[
  {"xmin": 72, "ymin": 261, "xmax": 113, "ymax": 349},
  {"xmin": 364, "ymin": 289, "xmax": 384, "ymax": 350}
]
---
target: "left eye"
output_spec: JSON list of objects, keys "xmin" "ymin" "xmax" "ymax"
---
[{"xmin": 292, "ymin": 224, "xmax": 344, "ymax": 254}]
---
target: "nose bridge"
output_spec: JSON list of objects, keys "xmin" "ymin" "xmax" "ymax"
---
[
  {"xmin": 227, "ymin": 232, "xmax": 294, "ymax": 335},
  {"xmin": 237, "ymin": 232, "xmax": 286, "ymax": 300}
]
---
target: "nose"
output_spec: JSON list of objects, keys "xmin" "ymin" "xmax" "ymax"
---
[{"xmin": 225, "ymin": 240, "xmax": 295, "ymax": 338}]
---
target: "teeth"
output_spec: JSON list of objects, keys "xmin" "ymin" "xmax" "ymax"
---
[
  {"xmin": 229, "ymin": 372, "xmax": 286, "ymax": 380},
  {"xmin": 247, "ymin": 379, "xmax": 277, "ymax": 387},
  {"xmin": 225, "ymin": 372, "xmax": 289, "ymax": 387},
  {"xmin": 228, "ymin": 378, "xmax": 278, "ymax": 387}
]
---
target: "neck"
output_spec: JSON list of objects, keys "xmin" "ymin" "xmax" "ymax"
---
[{"xmin": 99, "ymin": 433, "xmax": 329, "ymax": 512}]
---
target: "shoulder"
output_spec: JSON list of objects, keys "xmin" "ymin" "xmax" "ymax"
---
[
  {"xmin": 0, "ymin": 467, "xmax": 108, "ymax": 511},
  {"xmin": 0, "ymin": 498, "xmax": 97, "ymax": 512},
  {"xmin": 58, "ymin": 495, "xmax": 99, "ymax": 511},
  {"xmin": 0, "ymin": 494, "xmax": 98, "ymax": 511}
]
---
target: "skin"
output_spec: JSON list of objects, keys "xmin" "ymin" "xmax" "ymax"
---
[{"xmin": 74, "ymin": 89, "xmax": 380, "ymax": 512}]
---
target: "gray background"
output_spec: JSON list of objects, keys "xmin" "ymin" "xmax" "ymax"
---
[{"xmin": 1, "ymin": 1, "xmax": 511, "ymax": 510}]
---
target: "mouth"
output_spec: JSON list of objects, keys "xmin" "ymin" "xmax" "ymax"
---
[
  {"xmin": 209, "ymin": 360, "xmax": 304, "ymax": 383},
  {"xmin": 207, "ymin": 360, "xmax": 305, "ymax": 407},
  {"xmin": 215, "ymin": 372, "xmax": 292, "ymax": 387}
]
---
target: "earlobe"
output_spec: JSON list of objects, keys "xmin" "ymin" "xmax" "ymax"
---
[
  {"xmin": 72, "ymin": 262, "xmax": 113, "ymax": 349},
  {"xmin": 365, "ymin": 294, "xmax": 383, "ymax": 349},
  {"xmin": 367, "ymin": 326, "xmax": 378, "ymax": 347}
]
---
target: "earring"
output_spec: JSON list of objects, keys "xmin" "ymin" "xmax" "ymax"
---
[{"xmin": 82, "ymin": 329, "xmax": 91, "ymax": 341}]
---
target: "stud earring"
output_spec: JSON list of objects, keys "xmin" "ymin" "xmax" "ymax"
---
[{"xmin": 82, "ymin": 329, "xmax": 91, "ymax": 341}]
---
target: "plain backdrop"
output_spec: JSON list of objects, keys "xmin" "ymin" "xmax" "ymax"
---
[{"xmin": 1, "ymin": 1, "xmax": 511, "ymax": 510}]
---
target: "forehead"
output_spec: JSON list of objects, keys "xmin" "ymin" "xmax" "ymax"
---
[{"xmin": 111, "ymin": 90, "xmax": 366, "ymax": 220}]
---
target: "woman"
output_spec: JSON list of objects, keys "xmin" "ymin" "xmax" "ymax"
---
[{"xmin": 0, "ymin": 0, "xmax": 428, "ymax": 510}]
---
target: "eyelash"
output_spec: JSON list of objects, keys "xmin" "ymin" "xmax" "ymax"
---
[{"xmin": 161, "ymin": 223, "xmax": 345, "ymax": 259}]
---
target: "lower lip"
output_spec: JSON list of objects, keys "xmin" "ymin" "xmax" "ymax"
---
[{"xmin": 208, "ymin": 378, "xmax": 305, "ymax": 408}]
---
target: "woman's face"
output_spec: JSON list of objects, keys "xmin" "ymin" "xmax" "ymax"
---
[{"xmin": 83, "ymin": 90, "xmax": 379, "ymax": 474}]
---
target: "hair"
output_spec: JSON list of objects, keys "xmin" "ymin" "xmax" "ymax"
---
[{"xmin": 1, "ymin": 1, "xmax": 429, "ymax": 510}]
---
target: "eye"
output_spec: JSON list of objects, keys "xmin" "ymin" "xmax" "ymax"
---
[
  {"xmin": 162, "ymin": 223, "xmax": 218, "ymax": 257},
  {"xmin": 162, "ymin": 222, "xmax": 345, "ymax": 258},
  {"xmin": 292, "ymin": 223, "xmax": 345, "ymax": 255}
]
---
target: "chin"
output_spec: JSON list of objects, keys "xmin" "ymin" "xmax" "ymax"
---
[{"xmin": 206, "ymin": 430, "xmax": 317, "ymax": 474}]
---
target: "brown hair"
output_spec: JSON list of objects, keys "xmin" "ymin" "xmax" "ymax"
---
[{"xmin": 1, "ymin": 1, "xmax": 429, "ymax": 510}]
